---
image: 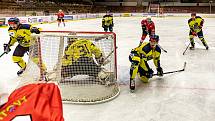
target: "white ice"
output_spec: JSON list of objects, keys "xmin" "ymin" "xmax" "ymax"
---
[{"xmin": 1, "ymin": 16, "xmax": 215, "ymax": 121}]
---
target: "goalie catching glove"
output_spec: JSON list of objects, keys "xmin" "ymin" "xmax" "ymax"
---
[{"xmin": 3, "ymin": 43, "xmax": 11, "ymax": 54}]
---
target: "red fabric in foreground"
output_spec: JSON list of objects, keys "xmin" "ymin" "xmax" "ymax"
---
[{"xmin": 0, "ymin": 83, "xmax": 64, "ymax": 121}]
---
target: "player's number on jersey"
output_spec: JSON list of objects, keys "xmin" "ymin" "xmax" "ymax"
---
[{"xmin": 12, "ymin": 115, "xmax": 32, "ymax": 121}]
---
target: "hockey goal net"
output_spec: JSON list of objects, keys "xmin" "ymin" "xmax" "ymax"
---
[
  {"xmin": 17, "ymin": 31, "xmax": 119, "ymax": 104},
  {"xmin": 148, "ymin": 3, "xmax": 164, "ymax": 17}
]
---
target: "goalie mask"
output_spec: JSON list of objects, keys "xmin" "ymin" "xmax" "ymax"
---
[{"xmin": 67, "ymin": 37, "xmax": 78, "ymax": 45}]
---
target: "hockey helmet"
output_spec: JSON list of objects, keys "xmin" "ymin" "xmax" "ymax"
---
[
  {"xmin": 146, "ymin": 15, "xmax": 152, "ymax": 23},
  {"xmin": 8, "ymin": 17, "xmax": 20, "ymax": 29},
  {"xmin": 59, "ymin": 9, "xmax": 62, "ymax": 12},
  {"xmin": 191, "ymin": 12, "xmax": 196, "ymax": 17},
  {"xmin": 8, "ymin": 17, "xmax": 20, "ymax": 25},
  {"xmin": 149, "ymin": 35, "xmax": 159, "ymax": 48},
  {"xmin": 106, "ymin": 10, "xmax": 110, "ymax": 14},
  {"xmin": 67, "ymin": 36, "xmax": 78, "ymax": 44},
  {"xmin": 150, "ymin": 35, "xmax": 159, "ymax": 42}
]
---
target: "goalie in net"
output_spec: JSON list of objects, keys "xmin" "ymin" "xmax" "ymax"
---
[
  {"xmin": 24, "ymin": 31, "xmax": 119, "ymax": 104},
  {"xmin": 61, "ymin": 36, "xmax": 107, "ymax": 83}
]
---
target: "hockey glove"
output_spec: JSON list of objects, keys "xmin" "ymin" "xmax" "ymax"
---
[
  {"xmin": 157, "ymin": 67, "xmax": 163, "ymax": 76},
  {"xmin": 30, "ymin": 27, "xmax": 40, "ymax": 34},
  {"xmin": 146, "ymin": 69, "xmax": 154, "ymax": 78},
  {"xmin": 3, "ymin": 44, "xmax": 11, "ymax": 54}
]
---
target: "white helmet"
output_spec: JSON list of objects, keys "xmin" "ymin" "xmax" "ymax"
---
[
  {"xmin": 146, "ymin": 15, "xmax": 152, "ymax": 22},
  {"xmin": 146, "ymin": 15, "xmax": 151, "ymax": 19},
  {"xmin": 59, "ymin": 9, "xmax": 62, "ymax": 12}
]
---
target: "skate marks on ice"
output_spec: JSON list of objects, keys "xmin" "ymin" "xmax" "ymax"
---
[
  {"xmin": 117, "ymin": 63, "xmax": 187, "ymax": 86},
  {"xmin": 118, "ymin": 63, "xmax": 215, "ymax": 92}
]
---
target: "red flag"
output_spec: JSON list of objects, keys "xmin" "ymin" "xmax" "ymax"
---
[{"xmin": 0, "ymin": 83, "xmax": 64, "ymax": 121}]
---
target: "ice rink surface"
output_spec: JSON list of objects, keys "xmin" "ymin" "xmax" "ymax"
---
[{"xmin": 1, "ymin": 16, "xmax": 215, "ymax": 121}]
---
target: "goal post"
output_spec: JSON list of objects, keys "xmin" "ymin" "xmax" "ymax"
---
[
  {"xmin": 18, "ymin": 31, "xmax": 120, "ymax": 104},
  {"xmin": 148, "ymin": 3, "xmax": 164, "ymax": 17},
  {"xmin": 148, "ymin": 3, "xmax": 159, "ymax": 13}
]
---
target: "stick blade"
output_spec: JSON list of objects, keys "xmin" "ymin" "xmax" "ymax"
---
[{"xmin": 183, "ymin": 62, "xmax": 187, "ymax": 71}]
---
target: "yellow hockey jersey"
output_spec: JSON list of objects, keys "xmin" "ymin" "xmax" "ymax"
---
[
  {"xmin": 131, "ymin": 42, "xmax": 161, "ymax": 69},
  {"xmin": 102, "ymin": 15, "xmax": 113, "ymax": 26},
  {"xmin": 8, "ymin": 24, "xmax": 40, "ymax": 47},
  {"xmin": 188, "ymin": 16, "xmax": 204, "ymax": 33},
  {"xmin": 62, "ymin": 39, "xmax": 103, "ymax": 66}
]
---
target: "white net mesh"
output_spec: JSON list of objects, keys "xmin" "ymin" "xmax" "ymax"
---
[{"xmin": 18, "ymin": 31, "xmax": 119, "ymax": 104}]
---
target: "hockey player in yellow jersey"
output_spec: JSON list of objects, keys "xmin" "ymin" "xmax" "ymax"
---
[
  {"xmin": 188, "ymin": 13, "xmax": 209, "ymax": 50},
  {"xmin": 129, "ymin": 35, "xmax": 163, "ymax": 91},
  {"xmin": 61, "ymin": 37, "xmax": 104, "ymax": 78},
  {"xmin": 4, "ymin": 17, "xmax": 42, "ymax": 76},
  {"xmin": 102, "ymin": 11, "xmax": 114, "ymax": 32}
]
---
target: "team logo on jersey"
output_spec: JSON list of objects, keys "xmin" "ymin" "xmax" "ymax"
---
[
  {"xmin": 0, "ymin": 96, "xmax": 27, "ymax": 120},
  {"xmin": 9, "ymin": 32, "xmax": 15, "ymax": 37}
]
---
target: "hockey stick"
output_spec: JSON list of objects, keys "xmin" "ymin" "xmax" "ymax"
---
[
  {"xmin": 130, "ymin": 62, "xmax": 186, "ymax": 93},
  {"xmin": 129, "ymin": 62, "xmax": 186, "ymax": 93},
  {"xmin": 93, "ymin": 46, "xmax": 118, "ymax": 66},
  {"xmin": 102, "ymin": 46, "xmax": 118, "ymax": 64},
  {"xmin": 153, "ymin": 62, "xmax": 187, "ymax": 76},
  {"xmin": 158, "ymin": 44, "xmax": 167, "ymax": 53},
  {"xmin": 0, "ymin": 52, "xmax": 6, "ymax": 58},
  {"xmin": 183, "ymin": 42, "xmax": 191, "ymax": 55},
  {"xmin": 92, "ymin": 47, "xmax": 118, "ymax": 85}
]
